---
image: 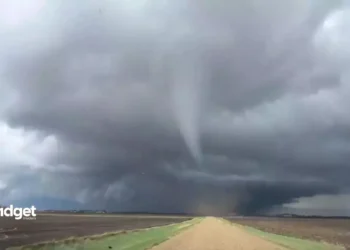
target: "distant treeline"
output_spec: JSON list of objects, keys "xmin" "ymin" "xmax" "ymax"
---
[
  {"xmin": 39, "ymin": 210, "xmax": 197, "ymax": 216},
  {"xmin": 270, "ymin": 214, "xmax": 350, "ymax": 219},
  {"xmin": 37, "ymin": 210, "xmax": 350, "ymax": 219}
]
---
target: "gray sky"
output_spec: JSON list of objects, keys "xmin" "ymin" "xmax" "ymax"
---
[{"xmin": 1, "ymin": 0, "xmax": 350, "ymax": 215}]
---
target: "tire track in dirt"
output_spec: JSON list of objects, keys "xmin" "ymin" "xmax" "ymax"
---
[{"xmin": 151, "ymin": 217, "xmax": 287, "ymax": 250}]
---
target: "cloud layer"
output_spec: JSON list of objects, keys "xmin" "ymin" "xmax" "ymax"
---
[{"xmin": 1, "ymin": 0, "xmax": 350, "ymax": 214}]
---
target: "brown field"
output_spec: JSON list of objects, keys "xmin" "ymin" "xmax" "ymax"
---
[
  {"xmin": 229, "ymin": 217, "xmax": 350, "ymax": 250},
  {"xmin": 0, "ymin": 213, "xmax": 191, "ymax": 249}
]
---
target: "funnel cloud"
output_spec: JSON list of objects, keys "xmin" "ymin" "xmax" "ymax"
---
[
  {"xmin": 171, "ymin": 58, "xmax": 203, "ymax": 162},
  {"xmin": 1, "ymin": 0, "xmax": 350, "ymax": 215}
]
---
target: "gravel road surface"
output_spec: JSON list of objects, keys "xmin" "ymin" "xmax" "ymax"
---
[{"xmin": 152, "ymin": 217, "xmax": 286, "ymax": 250}]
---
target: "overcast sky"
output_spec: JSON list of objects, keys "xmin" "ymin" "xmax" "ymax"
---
[{"xmin": 1, "ymin": 0, "xmax": 350, "ymax": 215}]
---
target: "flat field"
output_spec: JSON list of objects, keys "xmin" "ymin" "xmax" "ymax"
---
[
  {"xmin": 0, "ymin": 213, "xmax": 191, "ymax": 249},
  {"xmin": 229, "ymin": 217, "xmax": 350, "ymax": 249}
]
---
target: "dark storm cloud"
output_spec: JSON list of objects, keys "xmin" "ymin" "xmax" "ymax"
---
[{"xmin": 1, "ymin": 0, "xmax": 350, "ymax": 214}]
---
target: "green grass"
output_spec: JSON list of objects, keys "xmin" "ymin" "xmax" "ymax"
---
[
  {"xmin": 240, "ymin": 224, "xmax": 345, "ymax": 250},
  {"xmin": 9, "ymin": 218, "xmax": 201, "ymax": 250}
]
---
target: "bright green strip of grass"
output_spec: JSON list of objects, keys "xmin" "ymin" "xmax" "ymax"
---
[
  {"xmin": 242, "ymin": 225, "xmax": 344, "ymax": 250},
  {"xmin": 12, "ymin": 218, "xmax": 201, "ymax": 250}
]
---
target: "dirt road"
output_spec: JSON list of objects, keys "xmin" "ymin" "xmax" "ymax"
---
[{"xmin": 152, "ymin": 217, "xmax": 286, "ymax": 250}]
